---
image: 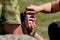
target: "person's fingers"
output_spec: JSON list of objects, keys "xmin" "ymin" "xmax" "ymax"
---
[
  {"xmin": 30, "ymin": 22, "xmax": 36, "ymax": 29},
  {"xmin": 27, "ymin": 21, "xmax": 33, "ymax": 28},
  {"xmin": 28, "ymin": 21, "xmax": 32, "ymax": 28},
  {"xmin": 26, "ymin": 5, "xmax": 36, "ymax": 11},
  {"xmin": 26, "ymin": 5, "xmax": 34, "ymax": 10},
  {"xmin": 28, "ymin": 23, "xmax": 31, "ymax": 27},
  {"xmin": 25, "ymin": 5, "xmax": 38, "ymax": 14},
  {"xmin": 26, "ymin": 11, "xmax": 36, "ymax": 14},
  {"xmin": 33, "ymin": 23, "xmax": 37, "ymax": 28}
]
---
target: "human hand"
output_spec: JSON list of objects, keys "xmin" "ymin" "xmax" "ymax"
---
[
  {"xmin": 25, "ymin": 5, "xmax": 42, "ymax": 14},
  {"xmin": 25, "ymin": 14, "xmax": 37, "ymax": 29},
  {"xmin": 26, "ymin": 16, "xmax": 36, "ymax": 35}
]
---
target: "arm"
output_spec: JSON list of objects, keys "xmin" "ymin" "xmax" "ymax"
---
[
  {"xmin": 29, "ymin": 30, "xmax": 44, "ymax": 40},
  {"xmin": 40, "ymin": 0, "xmax": 60, "ymax": 13},
  {"xmin": 34, "ymin": 33, "xmax": 44, "ymax": 40},
  {"xmin": 26, "ymin": 0, "xmax": 60, "ymax": 14}
]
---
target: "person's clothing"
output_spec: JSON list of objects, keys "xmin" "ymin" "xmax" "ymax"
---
[
  {"xmin": 0, "ymin": 0, "xmax": 21, "ymax": 34},
  {"xmin": 0, "ymin": 0, "xmax": 21, "ymax": 24},
  {"xmin": 48, "ymin": 21, "xmax": 60, "ymax": 40}
]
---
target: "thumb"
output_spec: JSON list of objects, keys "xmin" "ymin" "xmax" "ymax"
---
[{"xmin": 27, "ymin": 5, "xmax": 35, "ymax": 10}]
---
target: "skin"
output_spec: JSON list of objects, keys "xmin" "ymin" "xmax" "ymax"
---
[
  {"xmin": 26, "ymin": 0, "xmax": 60, "ymax": 14},
  {"xmin": 4, "ymin": 24, "xmax": 23, "ymax": 34}
]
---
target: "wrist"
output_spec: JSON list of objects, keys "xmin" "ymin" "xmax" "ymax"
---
[
  {"xmin": 38, "ymin": 2, "xmax": 52, "ymax": 13},
  {"xmin": 38, "ymin": 5, "xmax": 44, "ymax": 12},
  {"xmin": 30, "ymin": 31, "xmax": 36, "ymax": 37}
]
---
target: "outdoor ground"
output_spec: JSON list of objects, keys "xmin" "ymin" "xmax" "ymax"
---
[{"xmin": 20, "ymin": 0, "xmax": 60, "ymax": 40}]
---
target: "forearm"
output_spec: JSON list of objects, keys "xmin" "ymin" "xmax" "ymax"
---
[
  {"xmin": 51, "ymin": 0, "xmax": 60, "ymax": 12},
  {"xmin": 34, "ymin": 33, "xmax": 44, "ymax": 40},
  {"xmin": 39, "ymin": 1, "xmax": 60, "ymax": 13},
  {"xmin": 39, "ymin": 2, "xmax": 52, "ymax": 13},
  {"xmin": 29, "ymin": 30, "xmax": 44, "ymax": 40}
]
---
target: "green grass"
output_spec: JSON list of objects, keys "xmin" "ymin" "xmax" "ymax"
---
[
  {"xmin": 36, "ymin": 12, "xmax": 60, "ymax": 40},
  {"xmin": 20, "ymin": 0, "xmax": 60, "ymax": 40}
]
